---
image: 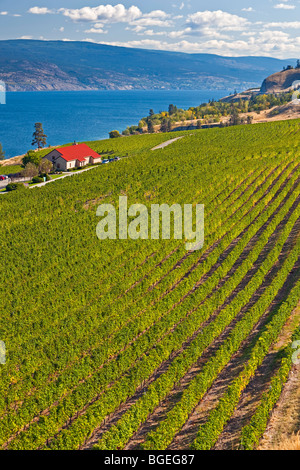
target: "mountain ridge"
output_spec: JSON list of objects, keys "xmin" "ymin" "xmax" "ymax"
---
[{"xmin": 0, "ymin": 40, "xmax": 296, "ymax": 91}]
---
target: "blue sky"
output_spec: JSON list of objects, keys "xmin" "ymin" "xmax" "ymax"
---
[{"xmin": 1, "ymin": 0, "xmax": 300, "ymax": 57}]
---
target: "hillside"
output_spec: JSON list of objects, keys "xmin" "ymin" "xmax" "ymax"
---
[
  {"xmin": 0, "ymin": 121, "xmax": 300, "ymax": 450},
  {"xmin": 261, "ymin": 68, "xmax": 300, "ymax": 93},
  {"xmin": 0, "ymin": 40, "xmax": 295, "ymax": 91}
]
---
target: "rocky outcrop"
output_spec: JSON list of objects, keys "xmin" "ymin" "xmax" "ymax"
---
[{"xmin": 260, "ymin": 68, "xmax": 300, "ymax": 93}]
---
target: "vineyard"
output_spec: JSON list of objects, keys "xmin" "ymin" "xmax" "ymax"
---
[{"xmin": 0, "ymin": 120, "xmax": 300, "ymax": 450}]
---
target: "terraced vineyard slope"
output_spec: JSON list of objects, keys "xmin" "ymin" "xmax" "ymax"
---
[{"xmin": 0, "ymin": 121, "xmax": 300, "ymax": 450}]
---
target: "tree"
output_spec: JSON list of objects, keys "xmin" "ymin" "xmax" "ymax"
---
[
  {"xmin": 32, "ymin": 123, "xmax": 47, "ymax": 149},
  {"xmin": 22, "ymin": 150, "xmax": 41, "ymax": 168},
  {"xmin": 22, "ymin": 163, "xmax": 39, "ymax": 179},
  {"xmin": 149, "ymin": 109, "xmax": 155, "ymax": 117},
  {"xmin": 109, "ymin": 130, "xmax": 121, "ymax": 139},
  {"xmin": 147, "ymin": 119, "xmax": 155, "ymax": 134},
  {"xmin": 296, "ymin": 60, "xmax": 300, "ymax": 69},
  {"xmin": 168, "ymin": 104, "xmax": 177, "ymax": 116},
  {"xmin": 247, "ymin": 115, "xmax": 253, "ymax": 125},
  {"xmin": 0, "ymin": 143, "xmax": 5, "ymax": 160},
  {"xmin": 230, "ymin": 107, "xmax": 241, "ymax": 126},
  {"xmin": 160, "ymin": 118, "xmax": 172, "ymax": 133},
  {"xmin": 38, "ymin": 159, "xmax": 53, "ymax": 175},
  {"xmin": 128, "ymin": 126, "xmax": 139, "ymax": 135},
  {"xmin": 197, "ymin": 120, "xmax": 202, "ymax": 129},
  {"xmin": 160, "ymin": 118, "xmax": 168, "ymax": 133}
]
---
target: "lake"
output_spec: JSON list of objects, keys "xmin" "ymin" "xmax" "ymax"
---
[{"xmin": 0, "ymin": 90, "xmax": 230, "ymax": 159}]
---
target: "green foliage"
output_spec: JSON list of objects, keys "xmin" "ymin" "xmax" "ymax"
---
[
  {"xmin": 32, "ymin": 122, "xmax": 47, "ymax": 149},
  {"xmin": 1, "ymin": 121, "xmax": 300, "ymax": 451},
  {"xmin": 31, "ymin": 176, "xmax": 44, "ymax": 184},
  {"xmin": 22, "ymin": 162, "xmax": 39, "ymax": 179},
  {"xmin": 124, "ymin": 91, "xmax": 295, "ymax": 134},
  {"xmin": 109, "ymin": 130, "xmax": 121, "ymax": 139},
  {"xmin": 5, "ymin": 182, "xmax": 26, "ymax": 192},
  {"xmin": 38, "ymin": 159, "xmax": 53, "ymax": 175},
  {"xmin": 1, "ymin": 164, "xmax": 22, "ymax": 175},
  {"xmin": 168, "ymin": 104, "xmax": 178, "ymax": 116},
  {"xmin": 22, "ymin": 151, "xmax": 42, "ymax": 168}
]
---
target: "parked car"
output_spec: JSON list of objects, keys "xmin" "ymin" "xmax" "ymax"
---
[
  {"xmin": 0, "ymin": 175, "xmax": 8, "ymax": 181},
  {"xmin": 102, "ymin": 159, "xmax": 109, "ymax": 164}
]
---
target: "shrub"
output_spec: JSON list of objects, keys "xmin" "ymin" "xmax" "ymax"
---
[
  {"xmin": 32, "ymin": 176, "xmax": 44, "ymax": 184},
  {"xmin": 6, "ymin": 183, "xmax": 25, "ymax": 192},
  {"xmin": 109, "ymin": 130, "xmax": 121, "ymax": 139},
  {"xmin": 22, "ymin": 151, "xmax": 41, "ymax": 168},
  {"xmin": 40, "ymin": 173, "xmax": 51, "ymax": 181}
]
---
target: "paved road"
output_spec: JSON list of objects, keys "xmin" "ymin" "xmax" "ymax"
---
[
  {"xmin": 0, "ymin": 166, "xmax": 100, "ymax": 194},
  {"xmin": 0, "ymin": 176, "xmax": 31, "ymax": 190},
  {"xmin": 151, "ymin": 136, "xmax": 184, "ymax": 151},
  {"xmin": 31, "ymin": 164, "xmax": 101, "ymax": 188},
  {"xmin": 0, "ymin": 156, "xmax": 126, "ymax": 195}
]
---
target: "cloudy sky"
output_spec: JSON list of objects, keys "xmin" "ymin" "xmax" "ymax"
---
[{"xmin": 1, "ymin": 0, "xmax": 300, "ymax": 57}]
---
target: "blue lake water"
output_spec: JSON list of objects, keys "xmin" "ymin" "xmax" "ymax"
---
[{"xmin": 0, "ymin": 90, "xmax": 230, "ymax": 159}]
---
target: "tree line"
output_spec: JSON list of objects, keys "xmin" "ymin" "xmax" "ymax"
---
[{"xmin": 114, "ymin": 90, "xmax": 294, "ymax": 137}]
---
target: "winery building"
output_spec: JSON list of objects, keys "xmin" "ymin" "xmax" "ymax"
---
[{"xmin": 44, "ymin": 143, "xmax": 102, "ymax": 171}]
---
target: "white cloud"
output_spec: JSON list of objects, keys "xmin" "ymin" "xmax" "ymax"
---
[
  {"xmin": 85, "ymin": 27, "xmax": 108, "ymax": 34},
  {"xmin": 274, "ymin": 3, "xmax": 296, "ymax": 9},
  {"xmin": 84, "ymin": 20, "xmax": 107, "ymax": 33},
  {"xmin": 28, "ymin": 7, "xmax": 54, "ymax": 15},
  {"xmin": 265, "ymin": 21, "xmax": 300, "ymax": 28},
  {"xmin": 0, "ymin": 11, "xmax": 8, "ymax": 15},
  {"xmin": 143, "ymin": 10, "xmax": 169, "ymax": 19},
  {"xmin": 58, "ymin": 5, "xmax": 173, "ymax": 29},
  {"xmin": 186, "ymin": 10, "xmax": 249, "ymax": 32},
  {"xmin": 168, "ymin": 29, "xmax": 191, "ymax": 38},
  {"xmin": 22, "ymin": 4, "xmax": 300, "ymax": 58},
  {"xmin": 130, "ymin": 17, "xmax": 173, "ymax": 28},
  {"xmin": 127, "ymin": 25, "xmax": 145, "ymax": 33},
  {"xmin": 88, "ymin": 27, "xmax": 300, "ymax": 58},
  {"xmin": 142, "ymin": 29, "xmax": 165, "ymax": 36},
  {"xmin": 59, "ymin": 4, "xmax": 142, "ymax": 23}
]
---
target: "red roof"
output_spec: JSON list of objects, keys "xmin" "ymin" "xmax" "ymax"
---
[{"xmin": 56, "ymin": 144, "xmax": 101, "ymax": 162}]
